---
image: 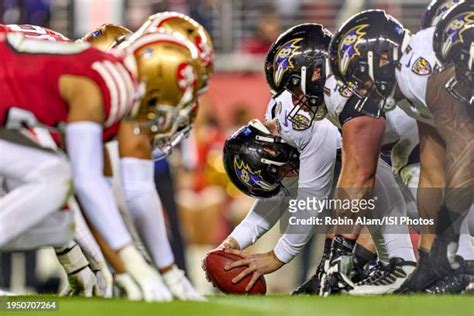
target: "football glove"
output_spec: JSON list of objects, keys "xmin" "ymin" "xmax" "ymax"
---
[
  {"xmin": 114, "ymin": 273, "xmax": 143, "ymax": 300},
  {"xmin": 55, "ymin": 242, "xmax": 103, "ymax": 297},
  {"xmin": 163, "ymin": 265, "xmax": 204, "ymax": 301},
  {"xmin": 119, "ymin": 245, "xmax": 173, "ymax": 302}
]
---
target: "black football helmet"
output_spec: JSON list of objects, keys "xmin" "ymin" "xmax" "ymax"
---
[
  {"xmin": 421, "ymin": 0, "xmax": 463, "ymax": 29},
  {"xmin": 264, "ymin": 23, "xmax": 332, "ymax": 129},
  {"xmin": 223, "ymin": 119, "xmax": 299, "ymax": 198},
  {"xmin": 433, "ymin": 0, "xmax": 474, "ymax": 106},
  {"xmin": 329, "ymin": 10, "xmax": 410, "ymax": 117}
]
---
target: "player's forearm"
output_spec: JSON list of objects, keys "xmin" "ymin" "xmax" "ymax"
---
[
  {"xmin": 273, "ymin": 229, "xmax": 314, "ymax": 264},
  {"xmin": 65, "ymin": 122, "xmax": 133, "ymax": 250},
  {"xmin": 68, "ymin": 197, "xmax": 108, "ymax": 270},
  {"xmin": 229, "ymin": 197, "xmax": 286, "ymax": 249},
  {"xmin": 120, "ymin": 157, "xmax": 175, "ymax": 269}
]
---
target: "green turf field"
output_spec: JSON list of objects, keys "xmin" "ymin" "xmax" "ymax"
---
[{"xmin": 1, "ymin": 295, "xmax": 473, "ymax": 316}]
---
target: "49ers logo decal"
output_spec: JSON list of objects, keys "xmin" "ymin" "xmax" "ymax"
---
[{"xmin": 177, "ymin": 63, "xmax": 197, "ymax": 91}]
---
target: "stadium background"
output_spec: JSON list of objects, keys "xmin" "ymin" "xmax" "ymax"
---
[{"xmin": 0, "ymin": 0, "xmax": 432, "ymax": 295}]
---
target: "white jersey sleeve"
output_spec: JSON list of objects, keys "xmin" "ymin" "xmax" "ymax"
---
[
  {"xmin": 384, "ymin": 107, "xmax": 419, "ymax": 174},
  {"xmin": 395, "ymin": 28, "xmax": 437, "ymax": 126},
  {"xmin": 323, "ymin": 75, "xmax": 351, "ymax": 129},
  {"xmin": 228, "ymin": 180, "xmax": 297, "ymax": 249},
  {"xmin": 265, "ymin": 92, "xmax": 340, "ymax": 262}
]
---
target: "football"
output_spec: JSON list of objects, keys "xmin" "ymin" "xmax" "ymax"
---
[{"xmin": 204, "ymin": 250, "xmax": 267, "ymax": 295}]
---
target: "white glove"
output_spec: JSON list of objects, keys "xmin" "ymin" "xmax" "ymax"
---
[
  {"xmin": 93, "ymin": 262, "xmax": 114, "ymax": 298},
  {"xmin": 119, "ymin": 245, "xmax": 173, "ymax": 302},
  {"xmin": 162, "ymin": 265, "xmax": 204, "ymax": 301},
  {"xmin": 114, "ymin": 273, "xmax": 143, "ymax": 301},
  {"xmin": 55, "ymin": 242, "xmax": 103, "ymax": 297},
  {"xmin": 62, "ymin": 266, "xmax": 101, "ymax": 297}
]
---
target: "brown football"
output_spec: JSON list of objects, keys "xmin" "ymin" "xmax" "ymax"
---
[{"xmin": 204, "ymin": 249, "xmax": 267, "ymax": 295}]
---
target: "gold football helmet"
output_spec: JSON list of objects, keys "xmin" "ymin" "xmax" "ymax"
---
[
  {"xmin": 126, "ymin": 32, "xmax": 201, "ymax": 150},
  {"xmin": 130, "ymin": 11, "xmax": 214, "ymax": 93},
  {"xmin": 79, "ymin": 23, "xmax": 131, "ymax": 51}
]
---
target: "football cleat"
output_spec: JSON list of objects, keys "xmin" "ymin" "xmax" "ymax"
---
[
  {"xmin": 293, "ymin": 238, "xmax": 332, "ymax": 295},
  {"xmin": 395, "ymin": 249, "xmax": 434, "ymax": 294},
  {"xmin": 349, "ymin": 257, "xmax": 416, "ymax": 295},
  {"xmin": 292, "ymin": 273, "xmax": 321, "ymax": 295},
  {"xmin": 425, "ymin": 259, "xmax": 473, "ymax": 294},
  {"xmin": 355, "ymin": 261, "xmax": 388, "ymax": 286},
  {"xmin": 350, "ymin": 245, "xmax": 378, "ymax": 284}
]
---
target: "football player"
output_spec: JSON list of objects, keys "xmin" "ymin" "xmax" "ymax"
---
[
  {"xmin": 0, "ymin": 30, "xmax": 194, "ymax": 301},
  {"xmin": 328, "ymin": 5, "xmax": 473, "ymax": 293},
  {"xmin": 0, "ymin": 24, "xmax": 115, "ymax": 297},
  {"xmin": 206, "ymin": 24, "xmax": 416, "ymax": 294},
  {"xmin": 321, "ymin": 0, "xmax": 473, "ymax": 296},
  {"xmin": 266, "ymin": 23, "xmax": 418, "ymax": 296},
  {"xmin": 77, "ymin": 14, "xmax": 214, "ymax": 300}
]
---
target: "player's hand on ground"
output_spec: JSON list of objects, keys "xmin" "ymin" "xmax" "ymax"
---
[
  {"xmin": 63, "ymin": 266, "xmax": 102, "ymax": 297},
  {"xmin": 94, "ymin": 264, "xmax": 114, "ymax": 298},
  {"xmin": 163, "ymin": 265, "xmax": 205, "ymax": 301},
  {"xmin": 114, "ymin": 273, "xmax": 143, "ymax": 300},
  {"xmin": 119, "ymin": 245, "xmax": 173, "ymax": 302},
  {"xmin": 224, "ymin": 249, "xmax": 284, "ymax": 292}
]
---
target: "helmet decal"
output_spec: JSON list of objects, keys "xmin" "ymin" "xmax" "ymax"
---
[
  {"xmin": 442, "ymin": 12, "xmax": 474, "ymax": 57},
  {"xmin": 273, "ymin": 38, "xmax": 303, "ymax": 86},
  {"xmin": 233, "ymin": 157, "xmax": 270, "ymax": 191},
  {"xmin": 177, "ymin": 63, "xmax": 197, "ymax": 91},
  {"xmin": 91, "ymin": 30, "xmax": 102, "ymax": 38},
  {"xmin": 434, "ymin": 0, "xmax": 462, "ymax": 26},
  {"xmin": 338, "ymin": 24, "xmax": 369, "ymax": 75}
]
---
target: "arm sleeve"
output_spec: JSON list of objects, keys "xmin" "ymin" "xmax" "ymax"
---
[
  {"xmin": 65, "ymin": 121, "xmax": 132, "ymax": 250},
  {"xmin": 228, "ymin": 192, "xmax": 290, "ymax": 250},
  {"xmin": 273, "ymin": 122, "xmax": 339, "ymax": 263},
  {"xmin": 120, "ymin": 157, "xmax": 175, "ymax": 269}
]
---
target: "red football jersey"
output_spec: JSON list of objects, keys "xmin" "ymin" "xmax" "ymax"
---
[
  {"xmin": 0, "ymin": 24, "xmax": 70, "ymax": 42},
  {"xmin": 0, "ymin": 34, "xmax": 139, "ymax": 136}
]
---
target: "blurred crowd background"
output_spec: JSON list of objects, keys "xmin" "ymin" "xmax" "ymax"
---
[{"xmin": 0, "ymin": 0, "xmax": 432, "ymax": 294}]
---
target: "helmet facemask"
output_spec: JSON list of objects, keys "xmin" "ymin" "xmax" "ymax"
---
[
  {"xmin": 446, "ymin": 42, "xmax": 474, "ymax": 106},
  {"xmin": 343, "ymin": 39, "xmax": 405, "ymax": 117},
  {"xmin": 151, "ymin": 102, "xmax": 197, "ymax": 160},
  {"xmin": 285, "ymin": 58, "xmax": 329, "ymax": 130}
]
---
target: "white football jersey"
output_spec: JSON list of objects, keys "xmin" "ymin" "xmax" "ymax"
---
[
  {"xmin": 323, "ymin": 76, "xmax": 419, "ymax": 174},
  {"xmin": 229, "ymin": 92, "xmax": 340, "ymax": 263},
  {"xmin": 395, "ymin": 27, "xmax": 437, "ymax": 126},
  {"xmin": 264, "ymin": 91, "xmax": 341, "ymax": 194}
]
